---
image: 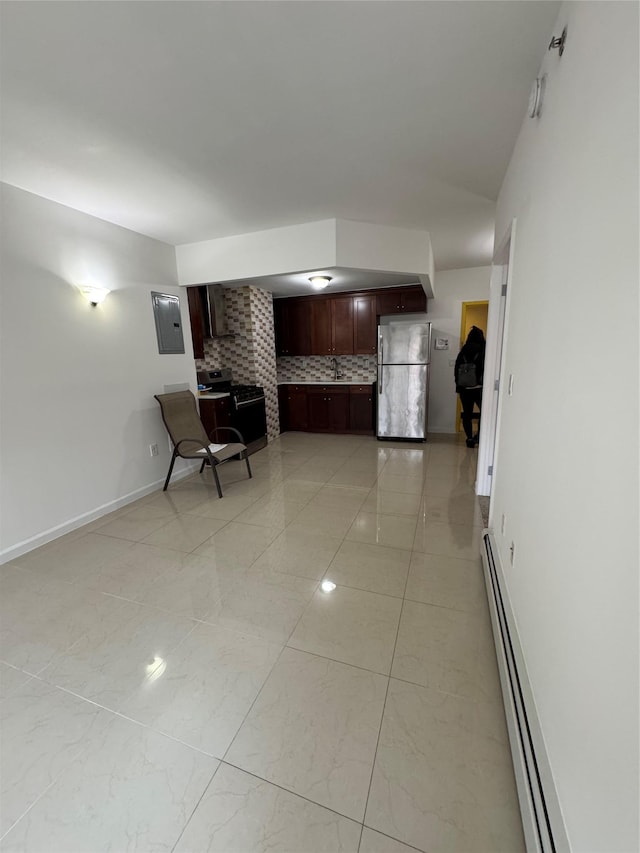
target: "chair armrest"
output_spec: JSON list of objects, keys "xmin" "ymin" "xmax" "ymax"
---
[{"xmin": 209, "ymin": 426, "xmax": 246, "ymax": 445}]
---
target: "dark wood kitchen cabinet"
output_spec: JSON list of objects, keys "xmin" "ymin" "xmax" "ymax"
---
[
  {"xmin": 309, "ymin": 297, "xmax": 354, "ymax": 356},
  {"xmin": 198, "ymin": 396, "xmax": 232, "ymax": 438},
  {"xmin": 274, "ymin": 299, "xmax": 310, "ymax": 356},
  {"xmin": 279, "ymin": 384, "xmax": 308, "ymax": 432},
  {"xmin": 349, "ymin": 385, "xmax": 375, "ymax": 433},
  {"xmin": 309, "ymin": 299, "xmax": 332, "ymax": 355},
  {"xmin": 376, "ymin": 285, "xmax": 426, "ymax": 315},
  {"xmin": 187, "ymin": 286, "xmax": 205, "ymax": 359},
  {"xmin": 353, "ymin": 293, "xmax": 377, "ymax": 354},
  {"xmin": 279, "ymin": 383, "xmax": 375, "ymax": 435},
  {"xmin": 307, "ymin": 385, "xmax": 350, "ymax": 432}
]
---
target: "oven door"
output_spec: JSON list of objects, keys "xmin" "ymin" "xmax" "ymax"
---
[{"xmin": 231, "ymin": 396, "xmax": 268, "ymax": 450}]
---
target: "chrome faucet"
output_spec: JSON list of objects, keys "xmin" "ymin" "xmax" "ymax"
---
[{"xmin": 331, "ymin": 357, "xmax": 345, "ymax": 381}]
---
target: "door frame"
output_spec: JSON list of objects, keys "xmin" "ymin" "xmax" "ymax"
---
[
  {"xmin": 456, "ymin": 300, "xmax": 489, "ymax": 433},
  {"xmin": 476, "ymin": 219, "xmax": 516, "ymax": 502}
]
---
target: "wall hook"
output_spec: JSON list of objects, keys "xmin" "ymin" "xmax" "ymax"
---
[{"xmin": 548, "ymin": 26, "xmax": 567, "ymax": 56}]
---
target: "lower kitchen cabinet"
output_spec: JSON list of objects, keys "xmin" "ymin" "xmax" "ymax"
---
[
  {"xmin": 349, "ymin": 386, "xmax": 375, "ymax": 433},
  {"xmin": 278, "ymin": 384, "xmax": 373, "ymax": 435},
  {"xmin": 286, "ymin": 386, "xmax": 309, "ymax": 431},
  {"xmin": 307, "ymin": 386, "xmax": 350, "ymax": 432},
  {"xmin": 198, "ymin": 396, "xmax": 232, "ymax": 439}
]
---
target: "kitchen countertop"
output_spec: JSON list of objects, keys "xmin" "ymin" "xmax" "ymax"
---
[
  {"xmin": 277, "ymin": 380, "xmax": 374, "ymax": 386},
  {"xmin": 197, "ymin": 391, "xmax": 230, "ymax": 400}
]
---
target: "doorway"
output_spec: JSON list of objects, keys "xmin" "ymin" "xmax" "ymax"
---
[{"xmin": 456, "ymin": 300, "xmax": 489, "ymax": 433}]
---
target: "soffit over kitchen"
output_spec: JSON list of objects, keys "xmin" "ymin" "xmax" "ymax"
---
[
  {"xmin": 176, "ymin": 218, "xmax": 434, "ymax": 298},
  {"xmin": 0, "ymin": 2, "xmax": 559, "ymax": 270}
]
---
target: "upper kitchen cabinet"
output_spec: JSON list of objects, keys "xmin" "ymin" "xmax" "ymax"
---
[
  {"xmin": 186, "ymin": 284, "xmax": 230, "ymax": 359},
  {"xmin": 187, "ymin": 286, "xmax": 205, "ymax": 359},
  {"xmin": 274, "ymin": 299, "xmax": 310, "ymax": 356},
  {"xmin": 376, "ymin": 285, "xmax": 426, "ymax": 315},
  {"xmin": 353, "ymin": 293, "xmax": 377, "ymax": 354},
  {"xmin": 309, "ymin": 296, "xmax": 354, "ymax": 356}
]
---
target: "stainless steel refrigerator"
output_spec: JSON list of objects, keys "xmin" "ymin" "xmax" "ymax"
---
[{"xmin": 377, "ymin": 322, "xmax": 432, "ymax": 440}]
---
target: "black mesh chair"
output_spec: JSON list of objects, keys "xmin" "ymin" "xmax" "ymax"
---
[{"xmin": 154, "ymin": 391, "xmax": 252, "ymax": 498}]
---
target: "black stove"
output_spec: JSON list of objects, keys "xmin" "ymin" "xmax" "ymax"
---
[{"xmin": 231, "ymin": 384, "xmax": 265, "ymax": 405}]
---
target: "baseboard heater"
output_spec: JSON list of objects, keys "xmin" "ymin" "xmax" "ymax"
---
[{"xmin": 481, "ymin": 532, "xmax": 569, "ymax": 853}]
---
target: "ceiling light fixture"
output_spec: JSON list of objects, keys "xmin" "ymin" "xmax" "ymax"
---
[{"xmin": 308, "ymin": 275, "xmax": 332, "ymax": 291}]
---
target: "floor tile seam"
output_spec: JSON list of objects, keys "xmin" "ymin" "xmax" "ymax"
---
[
  {"xmin": 0, "ymin": 655, "xmax": 51, "ymax": 680},
  {"xmin": 169, "ymin": 761, "xmax": 223, "ymax": 853},
  {"xmin": 0, "ymin": 769, "xmax": 62, "ymax": 842},
  {"xmin": 81, "ymin": 588, "xmax": 201, "ymax": 632},
  {"xmin": 401, "ymin": 594, "xmax": 487, "ymax": 615},
  {"xmin": 317, "ymin": 574, "xmax": 406, "ymax": 601},
  {"xmin": 313, "ymin": 575, "xmax": 408, "ymax": 605},
  {"xmin": 219, "ymin": 641, "xmax": 292, "ymax": 767},
  {"xmin": 283, "ymin": 641, "xmax": 394, "ymax": 679},
  {"xmin": 0, "ymin": 683, "xmax": 132, "ymax": 842},
  {"xmin": 360, "ymin": 561, "xmax": 407, "ymax": 831},
  {"xmin": 360, "ymin": 824, "xmax": 427, "ymax": 853},
  {"xmin": 384, "ymin": 672, "xmax": 506, "ymax": 708},
  {"xmin": 218, "ymin": 758, "xmax": 366, "ymax": 827},
  {"xmin": 93, "ymin": 515, "xmax": 177, "ymax": 543}
]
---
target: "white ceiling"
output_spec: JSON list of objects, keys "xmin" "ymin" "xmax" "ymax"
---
[{"xmin": 0, "ymin": 1, "xmax": 559, "ymax": 270}]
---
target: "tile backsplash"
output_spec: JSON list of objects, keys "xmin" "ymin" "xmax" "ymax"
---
[
  {"xmin": 196, "ymin": 286, "xmax": 280, "ymax": 440},
  {"xmin": 277, "ymin": 355, "xmax": 376, "ymax": 384}
]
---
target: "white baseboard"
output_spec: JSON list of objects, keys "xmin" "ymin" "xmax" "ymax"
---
[
  {"xmin": 0, "ymin": 463, "xmax": 200, "ymax": 565},
  {"xmin": 481, "ymin": 530, "xmax": 569, "ymax": 853}
]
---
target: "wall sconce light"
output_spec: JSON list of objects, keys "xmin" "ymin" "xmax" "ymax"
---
[
  {"xmin": 309, "ymin": 275, "xmax": 332, "ymax": 291},
  {"xmin": 79, "ymin": 285, "xmax": 110, "ymax": 306}
]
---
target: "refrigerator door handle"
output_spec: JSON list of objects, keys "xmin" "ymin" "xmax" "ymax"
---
[{"xmin": 379, "ymin": 364, "xmax": 383, "ymax": 393}]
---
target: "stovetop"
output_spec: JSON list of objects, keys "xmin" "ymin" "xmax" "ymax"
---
[{"xmin": 231, "ymin": 384, "xmax": 264, "ymax": 402}]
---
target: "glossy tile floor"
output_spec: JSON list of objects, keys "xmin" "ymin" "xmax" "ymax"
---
[{"xmin": 0, "ymin": 433, "xmax": 524, "ymax": 853}]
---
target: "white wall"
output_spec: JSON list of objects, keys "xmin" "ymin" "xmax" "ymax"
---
[
  {"xmin": 175, "ymin": 218, "xmax": 434, "ymax": 295},
  {"xmin": 425, "ymin": 266, "xmax": 490, "ymax": 433},
  {"xmin": 0, "ymin": 185, "xmax": 198, "ymax": 560},
  {"xmin": 491, "ymin": 3, "xmax": 638, "ymax": 850}
]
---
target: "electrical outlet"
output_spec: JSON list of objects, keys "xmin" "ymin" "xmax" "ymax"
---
[
  {"xmin": 509, "ymin": 541, "xmax": 516, "ymax": 566},
  {"xmin": 149, "ymin": 443, "xmax": 159, "ymax": 457},
  {"xmin": 501, "ymin": 514, "xmax": 506, "ymax": 535}
]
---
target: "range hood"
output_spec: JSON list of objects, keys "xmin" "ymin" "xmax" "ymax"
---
[{"xmin": 203, "ymin": 284, "xmax": 229, "ymax": 337}]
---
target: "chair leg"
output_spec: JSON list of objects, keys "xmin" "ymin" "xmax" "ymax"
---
[
  {"xmin": 163, "ymin": 451, "xmax": 178, "ymax": 491},
  {"xmin": 211, "ymin": 464, "xmax": 223, "ymax": 499},
  {"xmin": 199, "ymin": 461, "xmax": 206, "ymax": 474},
  {"xmin": 244, "ymin": 452, "xmax": 253, "ymax": 479}
]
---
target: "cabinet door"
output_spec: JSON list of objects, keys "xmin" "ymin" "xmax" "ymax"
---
[
  {"xmin": 274, "ymin": 300, "xmax": 288, "ymax": 356},
  {"xmin": 400, "ymin": 286, "xmax": 427, "ymax": 312},
  {"xmin": 288, "ymin": 300, "xmax": 311, "ymax": 355},
  {"xmin": 287, "ymin": 389, "xmax": 309, "ymax": 431},
  {"xmin": 213, "ymin": 397, "xmax": 232, "ymax": 431},
  {"xmin": 310, "ymin": 299, "xmax": 332, "ymax": 355},
  {"xmin": 187, "ymin": 287, "xmax": 205, "ymax": 360},
  {"xmin": 349, "ymin": 388, "xmax": 374, "ymax": 433},
  {"xmin": 376, "ymin": 289, "xmax": 403, "ymax": 315},
  {"xmin": 307, "ymin": 389, "xmax": 330, "ymax": 431},
  {"xmin": 331, "ymin": 297, "xmax": 354, "ymax": 355},
  {"xmin": 326, "ymin": 391, "xmax": 350, "ymax": 432},
  {"xmin": 278, "ymin": 385, "xmax": 289, "ymax": 432},
  {"xmin": 377, "ymin": 286, "xmax": 427, "ymax": 315},
  {"xmin": 353, "ymin": 294, "xmax": 377, "ymax": 354},
  {"xmin": 198, "ymin": 399, "xmax": 217, "ymax": 439}
]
